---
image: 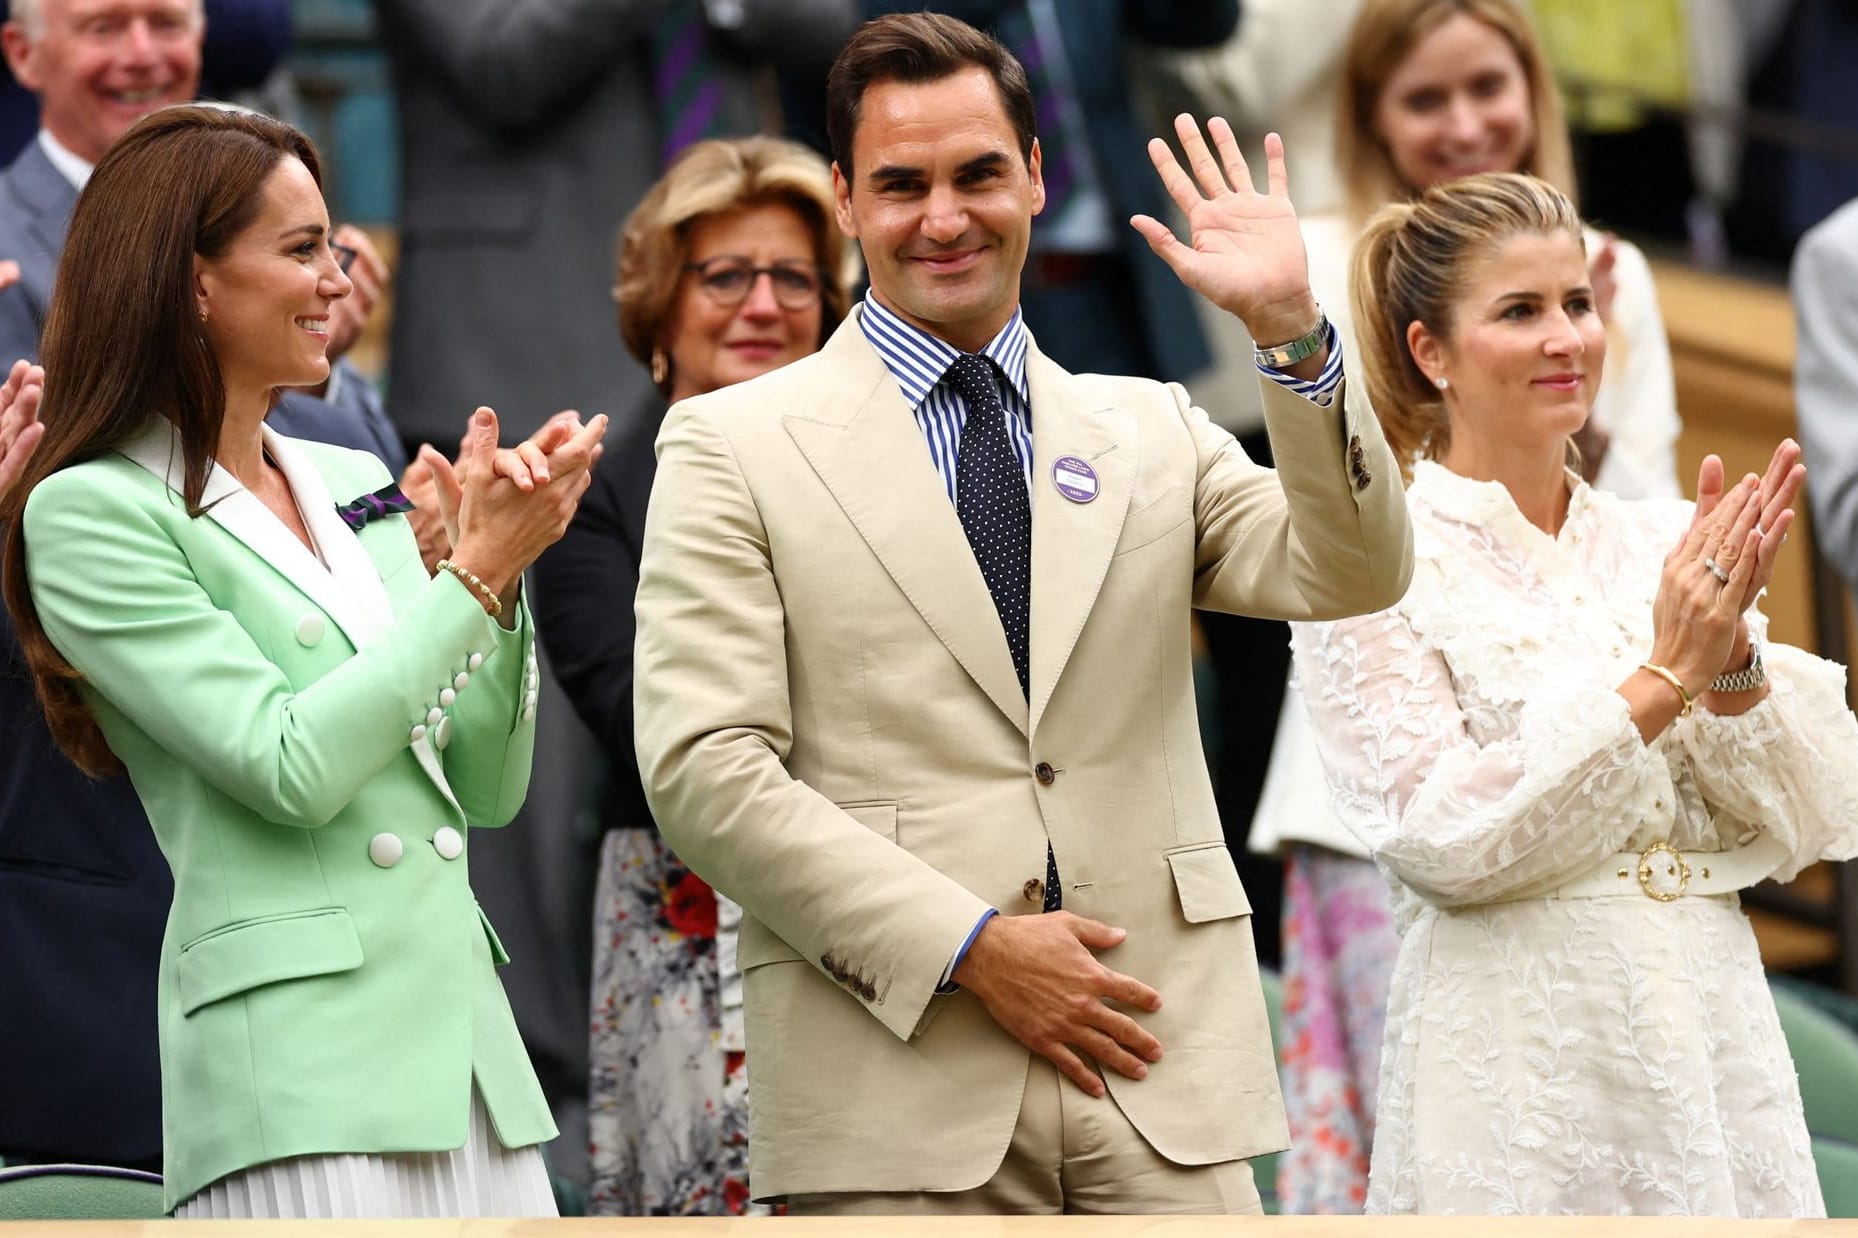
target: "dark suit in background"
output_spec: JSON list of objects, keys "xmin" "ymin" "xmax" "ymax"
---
[
  {"xmin": 864, "ymin": 0, "xmax": 1234, "ymax": 383},
  {"xmin": 375, "ymin": 0, "xmax": 857, "ymax": 448}
]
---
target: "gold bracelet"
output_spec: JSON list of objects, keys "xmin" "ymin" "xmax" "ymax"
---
[
  {"xmin": 436, "ymin": 558, "xmax": 503, "ymax": 618},
  {"xmin": 1640, "ymin": 662, "xmax": 1693, "ymax": 718}
]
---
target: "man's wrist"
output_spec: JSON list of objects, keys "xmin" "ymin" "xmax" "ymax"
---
[{"xmin": 1243, "ymin": 294, "xmax": 1323, "ymax": 353}]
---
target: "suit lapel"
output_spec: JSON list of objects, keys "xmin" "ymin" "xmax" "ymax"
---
[
  {"xmin": 783, "ymin": 316, "xmax": 1029, "ymax": 736},
  {"xmin": 1024, "ymin": 344, "xmax": 1136, "ymax": 735},
  {"xmin": 8, "ymin": 143, "xmax": 78, "ymax": 278}
]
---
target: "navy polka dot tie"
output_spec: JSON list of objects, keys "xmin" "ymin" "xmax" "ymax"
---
[{"xmin": 945, "ymin": 353, "xmax": 1059, "ymax": 912}]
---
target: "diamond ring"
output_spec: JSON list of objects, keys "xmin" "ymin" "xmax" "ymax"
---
[{"xmin": 1704, "ymin": 557, "xmax": 1731, "ymax": 585}]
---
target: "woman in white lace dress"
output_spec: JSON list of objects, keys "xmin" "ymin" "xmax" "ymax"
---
[{"xmin": 1292, "ymin": 171, "xmax": 1858, "ymax": 1216}]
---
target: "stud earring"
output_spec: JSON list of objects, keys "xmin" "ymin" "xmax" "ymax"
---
[
  {"xmin": 650, "ymin": 346, "xmax": 668, "ymax": 386},
  {"xmin": 198, "ymin": 307, "xmax": 209, "ymax": 324},
  {"xmin": 1434, "ymin": 376, "xmax": 1449, "ymax": 391}
]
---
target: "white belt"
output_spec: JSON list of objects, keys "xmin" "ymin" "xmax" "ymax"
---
[{"xmin": 1548, "ymin": 831, "xmax": 1791, "ymax": 902}]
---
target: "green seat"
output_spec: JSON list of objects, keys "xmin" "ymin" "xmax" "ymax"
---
[
  {"xmin": 0, "ymin": 1164, "xmax": 165, "ymax": 1220},
  {"xmin": 1814, "ymin": 1136, "xmax": 1858, "ymax": 1218},
  {"xmin": 1771, "ymin": 981, "xmax": 1858, "ymax": 1146},
  {"xmin": 1251, "ymin": 968, "xmax": 1286, "ymax": 1215}
]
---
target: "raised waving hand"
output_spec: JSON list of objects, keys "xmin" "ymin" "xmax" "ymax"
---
[{"xmin": 1130, "ymin": 118, "xmax": 1319, "ymax": 348}]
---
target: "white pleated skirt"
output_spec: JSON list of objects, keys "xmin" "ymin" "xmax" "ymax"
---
[{"xmin": 174, "ymin": 1085, "xmax": 557, "ymax": 1219}]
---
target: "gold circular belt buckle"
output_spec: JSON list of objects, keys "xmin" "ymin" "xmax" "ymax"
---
[{"xmin": 1637, "ymin": 841, "xmax": 1691, "ymax": 902}]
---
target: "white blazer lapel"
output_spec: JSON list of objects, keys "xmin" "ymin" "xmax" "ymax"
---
[{"xmin": 261, "ymin": 427, "xmax": 392, "ymax": 652}]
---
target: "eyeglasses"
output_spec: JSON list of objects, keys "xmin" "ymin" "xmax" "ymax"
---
[
  {"xmin": 684, "ymin": 257, "xmax": 823, "ymax": 310},
  {"xmin": 330, "ymin": 238, "xmax": 359, "ymax": 275}
]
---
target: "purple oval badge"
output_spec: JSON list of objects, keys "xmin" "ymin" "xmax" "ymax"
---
[{"xmin": 1052, "ymin": 455, "xmax": 1098, "ymax": 503}]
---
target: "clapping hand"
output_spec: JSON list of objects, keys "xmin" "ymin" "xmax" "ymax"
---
[
  {"xmin": 1130, "ymin": 119, "xmax": 1319, "ymax": 348},
  {"xmin": 1686, "ymin": 441, "xmax": 1804, "ymax": 615},
  {"xmin": 421, "ymin": 406, "xmax": 607, "ymax": 617},
  {"xmin": 0, "ymin": 359, "xmax": 45, "ymax": 499}
]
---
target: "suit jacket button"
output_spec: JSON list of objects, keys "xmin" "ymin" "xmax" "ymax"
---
[
  {"xmin": 434, "ymin": 716, "xmax": 454, "ymax": 750},
  {"xmin": 432, "ymin": 825, "xmax": 464, "ymax": 860},
  {"xmin": 1022, "ymin": 878, "xmax": 1043, "ymax": 903},
  {"xmin": 860, "ymin": 981, "xmax": 877, "ymax": 1001},
  {"xmin": 368, "ymin": 832, "xmax": 403, "ymax": 868},
  {"xmin": 1354, "ymin": 467, "xmax": 1373, "ymax": 492},
  {"xmin": 1034, "ymin": 762, "xmax": 1055, "ymax": 786},
  {"xmin": 295, "ymin": 613, "xmax": 326, "ymax": 646}
]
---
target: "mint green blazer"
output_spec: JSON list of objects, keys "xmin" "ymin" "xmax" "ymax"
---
[{"xmin": 21, "ymin": 421, "xmax": 557, "ymax": 1211}]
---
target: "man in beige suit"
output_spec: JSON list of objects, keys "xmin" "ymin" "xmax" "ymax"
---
[{"xmin": 633, "ymin": 11, "xmax": 1411, "ymax": 1215}]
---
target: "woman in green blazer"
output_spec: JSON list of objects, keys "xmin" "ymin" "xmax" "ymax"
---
[{"xmin": 0, "ymin": 106, "xmax": 605, "ymax": 1218}]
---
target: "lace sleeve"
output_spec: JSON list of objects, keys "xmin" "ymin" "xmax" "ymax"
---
[
  {"xmin": 1676, "ymin": 641, "xmax": 1858, "ymax": 879},
  {"xmin": 1291, "ymin": 608, "xmax": 1676, "ymax": 906}
]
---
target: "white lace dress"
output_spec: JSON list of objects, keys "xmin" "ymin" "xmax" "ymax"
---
[{"xmin": 1291, "ymin": 461, "xmax": 1858, "ymax": 1216}]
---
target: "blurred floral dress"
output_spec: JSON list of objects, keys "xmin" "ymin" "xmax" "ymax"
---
[{"xmin": 587, "ymin": 829, "xmax": 765, "ymax": 1216}]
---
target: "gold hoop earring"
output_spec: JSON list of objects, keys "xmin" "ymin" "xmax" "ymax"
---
[{"xmin": 651, "ymin": 346, "xmax": 668, "ymax": 386}]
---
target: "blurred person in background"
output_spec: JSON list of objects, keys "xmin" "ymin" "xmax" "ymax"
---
[
  {"xmin": 532, "ymin": 135, "xmax": 854, "ymax": 1216},
  {"xmin": 1794, "ymin": 194, "xmax": 1858, "ymax": 590},
  {"xmin": 0, "ymin": 0, "xmax": 399, "ymax": 1177},
  {"xmin": 375, "ymin": 0, "xmax": 857, "ymax": 452},
  {"xmin": 1297, "ymin": 169, "xmax": 1849, "ymax": 1217},
  {"xmin": 375, "ymin": 8, "xmax": 855, "ymax": 1184},
  {"xmin": 0, "ymin": 0, "xmax": 294, "ymax": 164},
  {"xmin": 865, "ymin": 0, "xmax": 1236, "ymax": 385},
  {"xmin": 1246, "ymin": 0, "xmax": 1683, "ymax": 1213}
]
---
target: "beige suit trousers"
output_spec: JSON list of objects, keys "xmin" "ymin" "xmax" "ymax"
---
[{"xmin": 787, "ymin": 1057, "xmax": 1264, "ymax": 1216}]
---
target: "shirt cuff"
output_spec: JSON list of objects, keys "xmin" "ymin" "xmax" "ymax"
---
[
  {"xmin": 935, "ymin": 907, "xmax": 997, "ymax": 994},
  {"xmin": 1256, "ymin": 320, "xmax": 1343, "ymax": 408}
]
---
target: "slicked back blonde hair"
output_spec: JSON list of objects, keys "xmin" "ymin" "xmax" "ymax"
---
[
  {"xmin": 1350, "ymin": 171, "xmax": 1585, "ymax": 478},
  {"xmin": 1337, "ymin": 0, "xmax": 1575, "ymax": 229},
  {"xmin": 615, "ymin": 136, "xmax": 857, "ymax": 395}
]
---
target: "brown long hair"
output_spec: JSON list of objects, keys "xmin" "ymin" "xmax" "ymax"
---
[
  {"xmin": 1336, "ymin": 0, "xmax": 1576, "ymax": 229},
  {"xmin": 1349, "ymin": 172, "xmax": 1585, "ymax": 477},
  {"xmin": 0, "ymin": 104, "xmax": 322, "ymax": 776}
]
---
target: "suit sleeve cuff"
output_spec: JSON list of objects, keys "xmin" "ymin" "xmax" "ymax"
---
[
  {"xmin": 934, "ymin": 907, "xmax": 997, "ymax": 993},
  {"xmin": 1256, "ymin": 321, "xmax": 1344, "ymax": 408}
]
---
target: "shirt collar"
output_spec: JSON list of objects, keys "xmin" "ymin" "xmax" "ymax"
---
[
  {"xmin": 858, "ymin": 293, "xmax": 1031, "ymax": 411},
  {"xmin": 1412, "ymin": 458, "xmax": 1590, "ymax": 532},
  {"xmin": 37, "ymin": 128, "xmax": 94, "ymax": 191}
]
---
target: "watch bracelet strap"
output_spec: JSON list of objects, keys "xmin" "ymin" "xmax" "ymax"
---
[
  {"xmin": 1253, "ymin": 311, "xmax": 1328, "ymax": 369},
  {"xmin": 1709, "ymin": 645, "xmax": 1766, "ymax": 694}
]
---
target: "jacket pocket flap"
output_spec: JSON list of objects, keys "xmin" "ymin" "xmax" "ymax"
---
[
  {"xmin": 736, "ymin": 913, "xmax": 805, "ymax": 970},
  {"xmin": 177, "ymin": 907, "xmax": 363, "ymax": 1015},
  {"xmin": 838, "ymin": 800, "xmax": 898, "ymax": 841},
  {"xmin": 1166, "ymin": 844, "xmax": 1253, "ymax": 924}
]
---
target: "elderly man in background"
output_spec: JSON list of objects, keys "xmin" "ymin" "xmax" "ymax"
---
[{"xmin": 0, "ymin": 0, "xmax": 400, "ymax": 1174}]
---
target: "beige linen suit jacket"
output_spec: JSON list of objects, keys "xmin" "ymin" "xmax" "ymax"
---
[{"xmin": 634, "ymin": 309, "xmax": 1412, "ymax": 1199}]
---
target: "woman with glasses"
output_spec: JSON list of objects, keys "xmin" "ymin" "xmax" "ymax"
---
[{"xmin": 531, "ymin": 135, "xmax": 855, "ymax": 1217}]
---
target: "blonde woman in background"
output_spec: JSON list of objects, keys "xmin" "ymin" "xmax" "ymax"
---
[
  {"xmin": 531, "ymin": 136, "xmax": 855, "ymax": 1216},
  {"xmin": 1248, "ymin": 0, "xmax": 1684, "ymax": 1213},
  {"xmin": 1291, "ymin": 170, "xmax": 1853, "ymax": 1216}
]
